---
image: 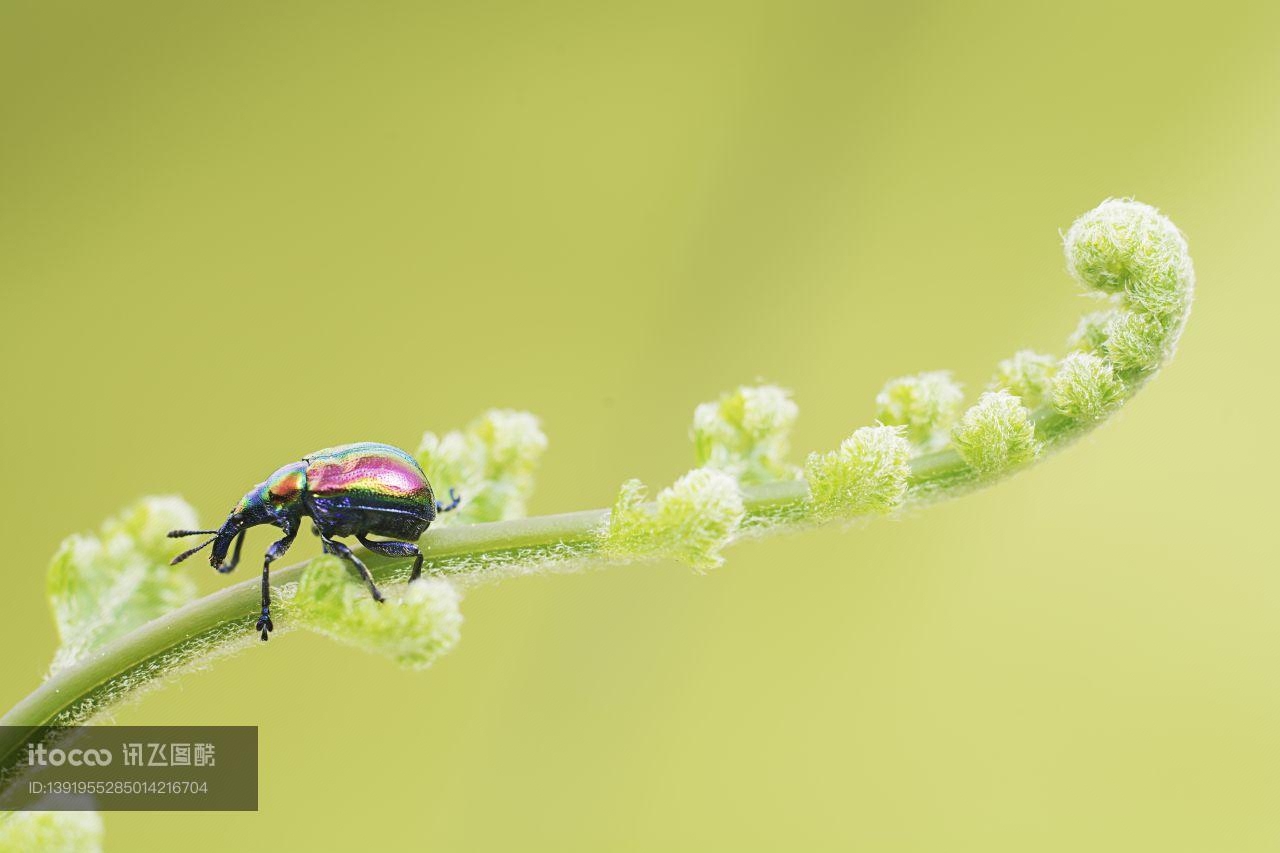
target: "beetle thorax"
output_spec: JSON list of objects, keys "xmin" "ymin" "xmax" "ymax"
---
[{"xmin": 235, "ymin": 461, "xmax": 309, "ymax": 517}]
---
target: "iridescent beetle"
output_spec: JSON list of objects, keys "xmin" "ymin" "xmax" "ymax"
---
[{"xmin": 168, "ymin": 442, "xmax": 460, "ymax": 640}]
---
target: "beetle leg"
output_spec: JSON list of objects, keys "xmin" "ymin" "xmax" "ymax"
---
[
  {"xmin": 256, "ymin": 526, "xmax": 297, "ymax": 641},
  {"xmin": 356, "ymin": 534, "xmax": 425, "ymax": 583},
  {"xmin": 322, "ymin": 536, "xmax": 384, "ymax": 603},
  {"xmin": 436, "ymin": 488, "xmax": 461, "ymax": 514},
  {"xmin": 216, "ymin": 529, "xmax": 247, "ymax": 574}
]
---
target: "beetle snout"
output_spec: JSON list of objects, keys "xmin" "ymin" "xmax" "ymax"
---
[{"xmin": 208, "ymin": 519, "xmax": 241, "ymax": 568}]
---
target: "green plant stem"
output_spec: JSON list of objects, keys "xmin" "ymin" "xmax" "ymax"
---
[{"xmin": 0, "ymin": 406, "xmax": 1075, "ymax": 782}]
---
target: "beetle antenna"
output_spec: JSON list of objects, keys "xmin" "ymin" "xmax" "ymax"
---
[
  {"xmin": 168, "ymin": 529, "xmax": 220, "ymax": 538},
  {"xmin": 170, "ymin": 536, "xmax": 218, "ymax": 565}
]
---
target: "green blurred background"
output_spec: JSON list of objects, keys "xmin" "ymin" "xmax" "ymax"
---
[{"xmin": 2, "ymin": 1, "xmax": 1276, "ymax": 850}]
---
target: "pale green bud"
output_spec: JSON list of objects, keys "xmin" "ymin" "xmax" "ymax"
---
[
  {"xmin": 989, "ymin": 350, "xmax": 1056, "ymax": 409},
  {"xmin": 604, "ymin": 468, "xmax": 745, "ymax": 571},
  {"xmin": 1051, "ymin": 352, "xmax": 1124, "ymax": 422},
  {"xmin": 293, "ymin": 557, "xmax": 463, "ymax": 670},
  {"xmin": 1103, "ymin": 310, "xmax": 1166, "ymax": 376},
  {"xmin": 1063, "ymin": 198, "xmax": 1194, "ymax": 323},
  {"xmin": 656, "ymin": 468, "xmax": 746, "ymax": 570},
  {"xmin": 692, "ymin": 385, "xmax": 799, "ymax": 483},
  {"xmin": 951, "ymin": 391, "xmax": 1040, "ymax": 476},
  {"xmin": 804, "ymin": 425, "xmax": 911, "ymax": 519},
  {"xmin": 48, "ymin": 496, "xmax": 201, "ymax": 675},
  {"xmin": 417, "ymin": 409, "xmax": 548, "ymax": 524},
  {"xmin": 875, "ymin": 371, "xmax": 964, "ymax": 449}
]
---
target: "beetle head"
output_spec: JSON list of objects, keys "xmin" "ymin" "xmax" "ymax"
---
[{"xmin": 168, "ymin": 489, "xmax": 274, "ymax": 567}]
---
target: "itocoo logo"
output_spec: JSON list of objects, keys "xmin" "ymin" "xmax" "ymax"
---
[{"xmin": 26, "ymin": 743, "xmax": 113, "ymax": 767}]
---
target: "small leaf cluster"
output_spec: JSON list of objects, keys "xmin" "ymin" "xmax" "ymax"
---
[
  {"xmin": 804, "ymin": 426, "xmax": 912, "ymax": 519},
  {"xmin": 605, "ymin": 469, "xmax": 746, "ymax": 571},
  {"xmin": 290, "ymin": 557, "xmax": 462, "ymax": 670},
  {"xmin": 47, "ymin": 496, "xmax": 201, "ymax": 675},
  {"xmin": 417, "ymin": 409, "xmax": 548, "ymax": 524},
  {"xmin": 693, "ymin": 385, "xmax": 799, "ymax": 483}
]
